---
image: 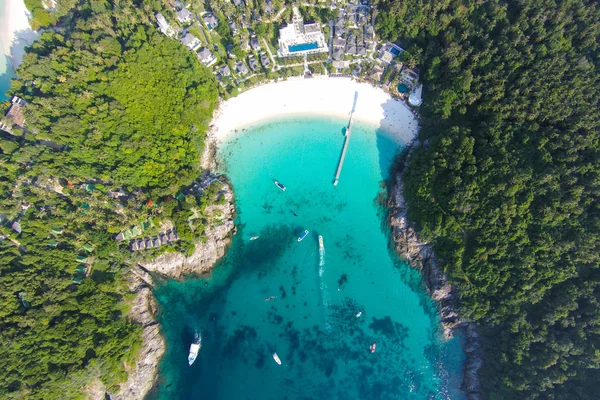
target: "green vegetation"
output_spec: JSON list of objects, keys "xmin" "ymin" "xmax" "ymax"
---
[
  {"xmin": 377, "ymin": 0, "xmax": 600, "ymax": 398},
  {"xmin": 0, "ymin": 0, "xmax": 221, "ymax": 398}
]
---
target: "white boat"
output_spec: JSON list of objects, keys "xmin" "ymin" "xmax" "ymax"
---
[
  {"xmin": 250, "ymin": 236, "xmax": 260, "ymax": 241},
  {"xmin": 356, "ymin": 311, "xmax": 362, "ymax": 318},
  {"xmin": 274, "ymin": 181, "xmax": 286, "ymax": 191},
  {"xmin": 298, "ymin": 230, "xmax": 309, "ymax": 242},
  {"xmin": 272, "ymin": 352, "xmax": 282, "ymax": 365},
  {"xmin": 188, "ymin": 331, "xmax": 201, "ymax": 366},
  {"xmin": 318, "ymin": 235, "xmax": 325, "ymax": 266}
]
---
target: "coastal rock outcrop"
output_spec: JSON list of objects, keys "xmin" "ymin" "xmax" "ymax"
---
[
  {"xmin": 141, "ymin": 181, "xmax": 235, "ymax": 279},
  {"xmin": 110, "ymin": 267, "xmax": 164, "ymax": 400},
  {"xmin": 387, "ymin": 161, "xmax": 482, "ymax": 400}
]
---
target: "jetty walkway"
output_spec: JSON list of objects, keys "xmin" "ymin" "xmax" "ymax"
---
[{"xmin": 333, "ymin": 91, "xmax": 358, "ymax": 186}]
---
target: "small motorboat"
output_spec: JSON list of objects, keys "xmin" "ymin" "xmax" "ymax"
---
[
  {"xmin": 188, "ymin": 331, "xmax": 201, "ymax": 366},
  {"xmin": 298, "ymin": 230, "xmax": 309, "ymax": 242},
  {"xmin": 370, "ymin": 343, "xmax": 376, "ymax": 353},
  {"xmin": 274, "ymin": 181, "xmax": 286, "ymax": 191},
  {"xmin": 264, "ymin": 296, "xmax": 276, "ymax": 302},
  {"xmin": 356, "ymin": 312, "xmax": 362, "ymax": 318},
  {"xmin": 250, "ymin": 236, "xmax": 260, "ymax": 241},
  {"xmin": 272, "ymin": 352, "xmax": 282, "ymax": 365}
]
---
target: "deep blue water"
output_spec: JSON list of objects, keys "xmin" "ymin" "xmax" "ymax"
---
[{"xmin": 148, "ymin": 116, "xmax": 465, "ymax": 400}]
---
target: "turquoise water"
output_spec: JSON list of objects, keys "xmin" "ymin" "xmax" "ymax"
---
[
  {"xmin": 149, "ymin": 116, "xmax": 465, "ymax": 400},
  {"xmin": 289, "ymin": 42, "xmax": 319, "ymax": 53},
  {"xmin": 398, "ymin": 83, "xmax": 410, "ymax": 94},
  {"xmin": 0, "ymin": 0, "xmax": 13, "ymax": 102}
]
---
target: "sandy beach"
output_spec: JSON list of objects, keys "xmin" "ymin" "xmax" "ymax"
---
[
  {"xmin": 1, "ymin": 0, "xmax": 39, "ymax": 71},
  {"xmin": 210, "ymin": 77, "xmax": 419, "ymax": 144}
]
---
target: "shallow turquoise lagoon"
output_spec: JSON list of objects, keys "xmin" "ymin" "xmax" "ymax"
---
[{"xmin": 149, "ymin": 116, "xmax": 465, "ymax": 400}]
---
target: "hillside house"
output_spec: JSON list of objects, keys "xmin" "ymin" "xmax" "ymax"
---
[
  {"xmin": 156, "ymin": 13, "xmax": 176, "ymax": 37},
  {"xmin": 235, "ymin": 61, "xmax": 249, "ymax": 75},
  {"xmin": 176, "ymin": 8, "xmax": 193, "ymax": 24},
  {"xmin": 197, "ymin": 47, "xmax": 217, "ymax": 66},
  {"xmin": 203, "ymin": 13, "xmax": 218, "ymax": 31},
  {"xmin": 1, "ymin": 96, "xmax": 27, "ymax": 134},
  {"xmin": 181, "ymin": 33, "xmax": 201, "ymax": 51}
]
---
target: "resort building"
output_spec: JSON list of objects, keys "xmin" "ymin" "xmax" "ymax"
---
[
  {"xmin": 203, "ymin": 13, "xmax": 218, "ymax": 31},
  {"xmin": 379, "ymin": 42, "xmax": 404, "ymax": 64},
  {"xmin": 260, "ymin": 53, "xmax": 271, "ymax": 68},
  {"xmin": 250, "ymin": 36, "xmax": 261, "ymax": 50},
  {"xmin": 235, "ymin": 61, "xmax": 249, "ymax": 75},
  {"xmin": 176, "ymin": 8, "xmax": 193, "ymax": 24},
  {"xmin": 277, "ymin": 8, "xmax": 328, "ymax": 57},
  {"xmin": 197, "ymin": 47, "xmax": 217, "ymax": 66},
  {"xmin": 156, "ymin": 13, "xmax": 176, "ymax": 38},
  {"xmin": 264, "ymin": 0, "xmax": 273, "ymax": 14},
  {"xmin": 401, "ymin": 67, "xmax": 420, "ymax": 85},
  {"xmin": 228, "ymin": 21, "xmax": 239, "ymax": 35},
  {"xmin": 0, "ymin": 96, "xmax": 27, "ymax": 134},
  {"xmin": 248, "ymin": 56, "xmax": 259, "ymax": 71},
  {"xmin": 408, "ymin": 84, "xmax": 423, "ymax": 106},
  {"xmin": 180, "ymin": 33, "xmax": 201, "ymax": 51},
  {"xmin": 216, "ymin": 65, "xmax": 231, "ymax": 80}
]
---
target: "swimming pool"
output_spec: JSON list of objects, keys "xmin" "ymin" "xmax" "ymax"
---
[
  {"xmin": 397, "ymin": 83, "xmax": 410, "ymax": 94},
  {"xmin": 288, "ymin": 42, "xmax": 319, "ymax": 53}
]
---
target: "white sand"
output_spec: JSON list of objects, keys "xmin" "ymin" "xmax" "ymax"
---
[
  {"xmin": 1, "ymin": 0, "xmax": 39, "ymax": 71},
  {"xmin": 210, "ymin": 77, "xmax": 419, "ymax": 144}
]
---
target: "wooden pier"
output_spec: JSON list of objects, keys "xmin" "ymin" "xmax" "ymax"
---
[{"xmin": 333, "ymin": 92, "xmax": 358, "ymax": 186}]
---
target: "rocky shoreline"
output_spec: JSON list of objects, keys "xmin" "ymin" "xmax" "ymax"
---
[
  {"xmin": 141, "ymin": 182, "xmax": 235, "ymax": 279},
  {"xmin": 387, "ymin": 153, "xmax": 483, "ymax": 400},
  {"xmin": 105, "ymin": 174, "xmax": 236, "ymax": 400}
]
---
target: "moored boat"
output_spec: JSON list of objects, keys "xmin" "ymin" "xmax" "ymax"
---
[
  {"xmin": 370, "ymin": 343, "xmax": 376, "ymax": 353},
  {"xmin": 272, "ymin": 352, "xmax": 282, "ymax": 365},
  {"xmin": 274, "ymin": 181, "xmax": 286, "ymax": 191},
  {"xmin": 319, "ymin": 235, "xmax": 324, "ymax": 266},
  {"xmin": 298, "ymin": 230, "xmax": 309, "ymax": 242},
  {"xmin": 188, "ymin": 331, "xmax": 201, "ymax": 366}
]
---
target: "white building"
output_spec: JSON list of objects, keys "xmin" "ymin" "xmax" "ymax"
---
[
  {"xmin": 156, "ymin": 13, "xmax": 176, "ymax": 38},
  {"xmin": 176, "ymin": 8, "xmax": 193, "ymax": 24},
  {"xmin": 378, "ymin": 42, "xmax": 404, "ymax": 64},
  {"xmin": 277, "ymin": 7, "xmax": 328, "ymax": 57},
  {"xmin": 181, "ymin": 33, "xmax": 202, "ymax": 51},
  {"xmin": 197, "ymin": 47, "xmax": 217, "ymax": 67},
  {"xmin": 408, "ymin": 84, "xmax": 423, "ymax": 107}
]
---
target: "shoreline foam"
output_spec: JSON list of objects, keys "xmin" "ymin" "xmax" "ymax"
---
[{"xmin": 210, "ymin": 77, "xmax": 419, "ymax": 144}]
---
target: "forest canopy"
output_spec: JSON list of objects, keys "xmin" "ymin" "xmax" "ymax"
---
[
  {"xmin": 377, "ymin": 0, "xmax": 600, "ymax": 398},
  {"xmin": 0, "ymin": 0, "xmax": 220, "ymax": 398}
]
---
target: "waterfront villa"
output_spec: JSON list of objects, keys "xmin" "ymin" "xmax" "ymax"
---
[
  {"xmin": 408, "ymin": 84, "xmax": 423, "ymax": 107},
  {"xmin": 379, "ymin": 42, "xmax": 404, "ymax": 64},
  {"xmin": 277, "ymin": 7, "xmax": 328, "ymax": 57}
]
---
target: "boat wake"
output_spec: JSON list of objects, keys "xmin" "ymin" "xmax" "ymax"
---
[{"xmin": 317, "ymin": 235, "xmax": 331, "ymax": 331}]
